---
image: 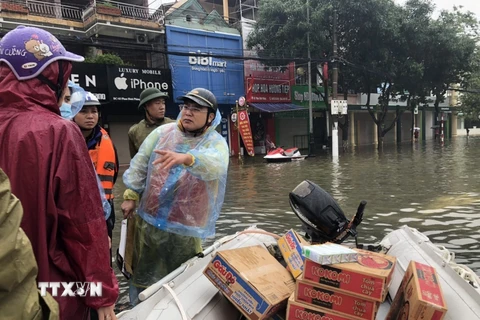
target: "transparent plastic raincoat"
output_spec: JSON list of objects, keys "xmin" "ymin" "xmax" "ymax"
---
[{"xmin": 123, "ymin": 109, "xmax": 229, "ymax": 239}]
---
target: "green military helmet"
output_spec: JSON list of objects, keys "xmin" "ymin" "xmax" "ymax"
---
[
  {"xmin": 138, "ymin": 88, "xmax": 169, "ymax": 109},
  {"xmin": 177, "ymin": 88, "xmax": 217, "ymax": 112}
]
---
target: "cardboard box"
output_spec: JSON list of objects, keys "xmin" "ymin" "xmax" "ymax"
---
[
  {"xmin": 203, "ymin": 245, "xmax": 296, "ymax": 320},
  {"xmin": 296, "ymin": 276, "xmax": 379, "ymax": 320},
  {"xmin": 268, "ymin": 309, "xmax": 286, "ymax": 320},
  {"xmin": 303, "ymin": 248, "xmax": 396, "ymax": 302},
  {"xmin": 302, "ymin": 243, "xmax": 358, "ymax": 265},
  {"xmin": 286, "ymin": 293, "xmax": 352, "ymax": 320},
  {"xmin": 278, "ymin": 229, "xmax": 310, "ymax": 278},
  {"xmin": 386, "ymin": 261, "xmax": 447, "ymax": 320}
]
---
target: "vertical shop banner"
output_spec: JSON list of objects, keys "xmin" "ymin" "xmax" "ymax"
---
[
  {"xmin": 238, "ymin": 110, "xmax": 255, "ymax": 156},
  {"xmin": 220, "ymin": 118, "xmax": 229, "ymax": 146}
]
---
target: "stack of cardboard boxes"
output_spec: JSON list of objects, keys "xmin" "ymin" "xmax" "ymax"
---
[
  {"xmin": 278, "ymin": 230, "xmax": 396, "ymax": 320},
  {"xmin": 203, "ymin": 229, "xmax": 447, "ymax": 320}
]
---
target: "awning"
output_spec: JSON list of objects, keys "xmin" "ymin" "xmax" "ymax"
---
[{"xmin": 250, "ymin": 103, "xmax": 305, "ymax": 113}]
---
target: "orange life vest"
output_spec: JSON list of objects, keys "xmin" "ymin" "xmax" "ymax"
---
[{"xmin": 89, "ymin": 127, "xmax": 117, "ymax": 200}]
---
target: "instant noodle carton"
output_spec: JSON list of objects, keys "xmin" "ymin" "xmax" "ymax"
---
[
  {"xmin": 286, "ymin": 293, "xmax": 352, "ymax": 320},
  {"xmin": 295, "ymin": 276, "xmax": 379, "ymax": 320},
  {"xmin": 277, "ymin": 229, "xmax": 310, "ymax": 278},
  {"xmin": 386, "ymin": 260, "xmax": 447, "ymax": 320},
  {"xmin": 203, "ymin": 245, "xmax": 296, "ymax": 320},
  {"xmin": 303, "ymin": 248, "xmax": 396, "ymax": 302}
]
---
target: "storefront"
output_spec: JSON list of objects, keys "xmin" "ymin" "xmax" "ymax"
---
[
  {"xmin": 289, "ymin": 85, "xmax": 327, "ymax": 150},
  {"xmin": 71, "ymin": 63, "xmax": 173, "ymax": 164},
  {"xmin": 242, "ymin": 61, "xmax": 300, "ymax": 154},
  {"xmin": 166, "ymin": 25, "xmax": 245, "ymax": 153}
]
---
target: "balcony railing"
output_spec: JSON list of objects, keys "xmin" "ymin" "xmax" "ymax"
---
[
  {"xmin": 27, "ymin": 0, "xmax": 83, "ymax": 21},
  {"xmin": 1, "ymin": 0, "xmax": 165, "ymax": 24},
  {"xmin": 93, "ymin": 0, "xmax": 164, "ymax": 22}
]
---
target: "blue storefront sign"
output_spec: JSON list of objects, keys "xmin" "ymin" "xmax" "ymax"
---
[{"xmin": 166, "ymin": 26, "xmax": 245, "ymax": 107}]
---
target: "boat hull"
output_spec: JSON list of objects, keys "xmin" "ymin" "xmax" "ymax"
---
[{"xmin": 117, "ymin": 226, "xmax": 480, "ymax": 320}]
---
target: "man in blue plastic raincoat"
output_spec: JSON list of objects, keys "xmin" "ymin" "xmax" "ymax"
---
[{"xmin": 121, "ymin": 88, "xmax": 229, "ymax": 306}]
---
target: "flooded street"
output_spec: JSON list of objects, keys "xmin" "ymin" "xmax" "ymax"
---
[{"xmin": 112, "ymin": 136, "xmax": 480, "ymax": 311}]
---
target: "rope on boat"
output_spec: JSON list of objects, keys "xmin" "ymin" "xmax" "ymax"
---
[
  {"xmin": 212, "ymin": 229, "xmax": 281, "ymax": 248},
  {"xmin": 163, "ymin": 283, "xmax": 190, "ymax": 320},
  {"xmin": 436, "ymin": 245, "xmax": 480, "ymax": 289},
  {"xmin": 408, "ymin": 227, "xmax": 480, "ymax": 289},
  {"xmin": 232, "ymin": 229, "xmax": 281, "ymax": 240}
]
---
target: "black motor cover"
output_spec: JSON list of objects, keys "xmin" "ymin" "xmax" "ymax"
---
[{"xmin": 289, "ymin": 180, "xmax": 349, "ymax": 243}]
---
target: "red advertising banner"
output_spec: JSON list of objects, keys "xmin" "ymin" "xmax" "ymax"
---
[
  {"xmin": 244, "ymin": 60, "xmax": 294, "ymax": 103},
  {"xmin": 238, "ymin": 110, "xmax": 255, "ymax": 156},
  {"xmin": 246, "ymin": 78, "xmax": 291, "ymax": 103},
  {"xmin": 244, "ymin": 60, "xmax": 294, "ymax": 81}
]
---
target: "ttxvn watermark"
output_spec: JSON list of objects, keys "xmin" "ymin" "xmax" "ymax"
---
[{"xmin": 38, "ymin": 282, "xmax": 102, "ymax": 297}]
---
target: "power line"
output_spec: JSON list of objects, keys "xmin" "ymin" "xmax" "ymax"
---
[{"xmin": 59, "ymin": 35, "xmax": 329, "ymax": 64}]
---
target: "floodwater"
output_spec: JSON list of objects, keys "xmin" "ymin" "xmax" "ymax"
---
[{"xmin": 112, "ymin": 136, "xmax": 480, "ymax": 311}]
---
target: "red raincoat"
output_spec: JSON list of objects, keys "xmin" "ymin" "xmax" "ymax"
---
[{"xmin": 0, "ymin": 62, "xmax": 118, "ymax": 319}]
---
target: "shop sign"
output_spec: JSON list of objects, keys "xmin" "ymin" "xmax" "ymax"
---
[
  {"xmin": 166, "ymin": 26, "xmax": 245, "ymax": 105},
  {"xmin": 246, "ymin": 78, "xmax": 291, "ymax": 103},
  {"xmin": 188, "ymin": 52, "xmax": 227, "ymax": 73},
  {"xmin": 244, "ymin": 60, "xmax": 294, "ymax": 81},
  {"xmin": 71, "ymin": 63, "xmax": 172, "ymax": 103},
  {"xmin": 291, "ymin": 85, "xmax": 326, "ymax": 109},
  {"xmin": 107, "ymin": 66, "xmax": 172, "ymax": 102},
  {"xmin": 71, "ymin": 63, "xmax": 109, "ymax": 101}
]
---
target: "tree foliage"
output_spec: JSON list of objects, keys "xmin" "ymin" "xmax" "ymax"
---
[
  {"xmin": 84, "ymin": 53, "xmax": 130, "ymax": 65},
  {"xmin": 459, "ymin": 53, "xmax": 480, "ymax": 121},
  {"xmin": 246, "ymin": 0, "xmax": 479, "ymax": 148}
]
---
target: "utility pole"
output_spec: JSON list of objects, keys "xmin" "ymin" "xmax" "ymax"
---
[
  {"xmin": 307, "ymin": 0, "xmax": 315, "ymax": 156},
  {"xmin": 331, "ymin": 7, "xmax": 339, "ymax": 158}
]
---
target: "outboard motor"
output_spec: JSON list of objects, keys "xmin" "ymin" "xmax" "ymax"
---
[{"xmin": 289, "ymin": 180, "xmax": 366, "ymax": 245}]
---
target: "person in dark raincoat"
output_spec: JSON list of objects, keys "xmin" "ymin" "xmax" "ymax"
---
[{"xmin": 0, "ymin": 26, "xmax": 118, "ymax": 320}]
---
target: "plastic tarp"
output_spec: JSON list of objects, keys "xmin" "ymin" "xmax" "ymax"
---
[{"xmin": 59, "ymin": 80, "xmax": 86, "ymax": 120}]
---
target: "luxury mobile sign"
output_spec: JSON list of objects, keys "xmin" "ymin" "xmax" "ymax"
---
[
  {"xmin": 71, "ymin": 63, "xmax": 172, "ymax": 102},
  {"xmin": 112, "ymin": 67, "xmax": 169, "ymax": 91}
]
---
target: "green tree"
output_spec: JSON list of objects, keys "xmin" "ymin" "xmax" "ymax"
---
[
  {"xmin": 459, "ymin": 53, "xmax": 480, "ymax": 123},
  {"xmin": 84, "ymin": 53, "xmax": 130, "ymax": 65},
  {"xmin": 247, "ymin": 0, "xmax": 479, "ymax": 149},
  {"xmin": 422, "ymin": 8, "xmax": 479, "ymax": 129},
  {"xmin": 247, "ymin": 0, "xmax": 421, "ymax": 149}
]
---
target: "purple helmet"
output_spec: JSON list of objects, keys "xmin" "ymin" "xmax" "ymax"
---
[{"xmin": 0, "ymin": 25, "xmax": 84, "ymax": 81}]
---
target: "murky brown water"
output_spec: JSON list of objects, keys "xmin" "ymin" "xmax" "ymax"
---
[{"xmin": 112, "ymin": 136, "xmax": 480, "ymax": 311}]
